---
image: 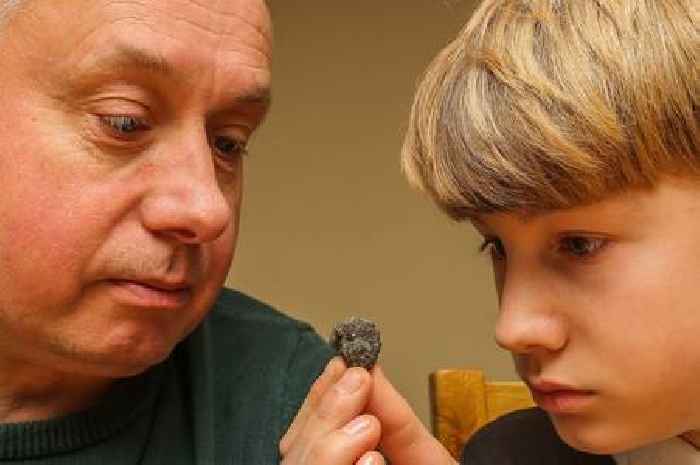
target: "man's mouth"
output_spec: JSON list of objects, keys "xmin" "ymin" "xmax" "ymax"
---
[{"xmin": 107, "ymin": 279, "xmax": 192, "ymax": 309}]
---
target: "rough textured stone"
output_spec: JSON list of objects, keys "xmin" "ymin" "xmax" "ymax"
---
[{"xmin": 329, "ymin": 317, "xmax": 381, "ymax": 370}]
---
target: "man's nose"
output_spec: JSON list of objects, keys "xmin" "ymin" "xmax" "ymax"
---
[
  {"xmin": 494, "ymin": 270, "xmax": 567, "ymax": 355},
  {"xmin": 139, "ymin": 138, "xmax": 233, "ymax": 244}
]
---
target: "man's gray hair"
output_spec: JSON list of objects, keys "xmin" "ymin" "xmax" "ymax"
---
[{"xmin": 0, "ymin": 0, "xmax": 23, "ymax": 23}]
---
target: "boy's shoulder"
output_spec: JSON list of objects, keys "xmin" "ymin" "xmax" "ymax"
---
[{"xmin": 461, "ymin": 408, "xmax": 615, "ymax": 465}]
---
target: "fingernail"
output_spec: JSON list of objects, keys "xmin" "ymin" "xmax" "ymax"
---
[
  {"xmin": 324, "ymin": 358, "xmax": 342, "ymax": 377},
  {"xmin": 336, "ymin": 368, "xmax": 364, "ymax": 394},
  {"xmin": 342, "ymin": 416, "xmax": 371, "ymax": 436},
  {"xmin": 358, "ymin": 455, "xmax": 376, "ymax": 465}
]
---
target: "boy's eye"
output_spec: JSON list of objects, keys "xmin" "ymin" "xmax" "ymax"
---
[
  {"xmin": 479, "ymin": 237, "xmax": 506, "ymax": 260},
  {"xmin": 100, "ymin": 115, "xmax": 150, "ymax": 136},
  {"xmin": 559, "ymin": 236, "xmax": 606, "ymax": 257}
]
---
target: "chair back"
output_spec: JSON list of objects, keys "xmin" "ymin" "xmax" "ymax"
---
[{"xmin": 429, "ymin": 368, "xmax": 535, "ymax": 460}]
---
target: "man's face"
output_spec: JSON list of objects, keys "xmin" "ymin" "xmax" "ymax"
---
[
  {"xmin": 473, "ymin": 178, "xmax": 700, "ymax": 454},
  {"xmin": 0, "ymin": 0, "xmax": 271, "ymax": 377}
]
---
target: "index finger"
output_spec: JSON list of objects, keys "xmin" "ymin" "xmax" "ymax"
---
[{"xmin": 366, "ymin": 365, "xmax": 457, "ymax": 465}]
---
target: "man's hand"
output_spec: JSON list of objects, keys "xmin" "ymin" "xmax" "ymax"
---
[
  {"xmin": 281, "ymin": 357, "xmax": 458, "ymax": 465},
  {"xmin": 280, "ymin": 357, "xmax": 385, "ymax": 465}
]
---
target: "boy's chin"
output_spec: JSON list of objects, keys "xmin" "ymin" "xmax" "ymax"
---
[{"xmin": 550, "ymin": 414, "xmax": 641, "ymax": 456}]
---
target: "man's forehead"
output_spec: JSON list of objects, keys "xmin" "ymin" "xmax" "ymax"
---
[
  {"xmin": 5, "ymin": 0, "xmax": 270, "ymax": 26},
  {"xmin": 40, "ymin": 2, "xmax": 267, "ymax": 69},
  {"xmin": 1, "ymin": 0, "xmax": 272, "ymax": 115},
  {"xmin": 4, "ymin": 0, "xmax": 272, "ymax": 55},
  {"xmin": 56, "ymin": 1, "xmax": 268, "ymax": 46},
  {"xmin": 107, "ymin": 0, "xmax": 272, "ymax": 45}
]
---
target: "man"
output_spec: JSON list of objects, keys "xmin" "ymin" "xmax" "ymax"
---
[{"xmin": 0, "ymin": 1, "xmax": 333, "ymax": 463}]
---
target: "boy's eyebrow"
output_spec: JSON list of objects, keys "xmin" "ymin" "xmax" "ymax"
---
[
  {"xmin": 73, "ymin": 44, "xmax": 272, "ymax": 109},
  {"xmin": 471, "ymin": 211, "xmax": 546, "ymax": 227}
]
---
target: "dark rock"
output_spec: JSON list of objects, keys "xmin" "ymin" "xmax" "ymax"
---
[{"xmin": 330, "ymin": 317, "xmax": 381, "ymax": 370}]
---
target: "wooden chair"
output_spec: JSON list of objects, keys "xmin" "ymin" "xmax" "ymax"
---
[{"xmin": 429, "ymin": 369, "xmax": 535, "ymax": 460}]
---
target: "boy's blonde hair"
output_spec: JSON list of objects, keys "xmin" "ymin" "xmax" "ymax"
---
[{"xmin": 402, "ymin": 0, "xmax": 699, "ymax": 219}]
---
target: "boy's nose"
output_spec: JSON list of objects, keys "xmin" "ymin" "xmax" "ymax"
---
[
  {"xmin": 138, "ymin": 139, "xmax": 234, "ymax": 245},
  {"xmin": 494, "ymin": 273, "xmax": 567, "ymax": 355}
]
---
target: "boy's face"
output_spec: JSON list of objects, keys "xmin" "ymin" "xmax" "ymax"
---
[{"xmin": 473, "ymin": 178, "xmax": 700, "ymax": 454}]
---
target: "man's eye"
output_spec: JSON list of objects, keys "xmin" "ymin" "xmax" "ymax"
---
[
  {"xmin": 100, "ymin": 115, "xmax": 150, "ymax": 136},
  {"xmin": 213, "ymin": 136, "xmax": 248, "ymax": 159},
  {"xmin": 559, "ymin": 236, "xmax": 606, "ymax": 257},
  {"xmin": 479, "ymin": 237, "xmax": 506, "ymax": 260}
]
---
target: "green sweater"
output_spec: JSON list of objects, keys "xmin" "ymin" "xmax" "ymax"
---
[{"xmin": 0, "ymin": 289, "xmax": 334, "ymax": 464}]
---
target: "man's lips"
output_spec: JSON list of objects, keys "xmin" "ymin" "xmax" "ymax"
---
[
  {"xmin": 528, "ymin": 379, "xmax": 596, "ymax": 414},
  {"xmin": 107, "ymin": 279, "xmax": 192, "ymax": 309}
]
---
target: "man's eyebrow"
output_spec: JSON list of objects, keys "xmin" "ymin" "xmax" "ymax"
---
[
  {"xmin": 81, "ymin": 44, "xmax": 176, "ymax": 79},
  {"xmin": 231, "ymin": 85, "xmax": 272, "ymax": 109},
  {"xmin": 75, "ymin": 44, "xmax": 272, "ymax": 109}
]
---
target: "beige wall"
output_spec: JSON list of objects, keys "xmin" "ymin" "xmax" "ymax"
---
[{"xmin": 227, "ymin": 0, "xmax": 518, "ymax": 428}]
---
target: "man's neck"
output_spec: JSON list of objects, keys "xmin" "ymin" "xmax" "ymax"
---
[
  {"xmin": 681, "ymin": 431, "xmax": 700, "ymax": 451},
  {"xmin": 0, "ymin": 357, "xmax": 112, "ymax": 423}
]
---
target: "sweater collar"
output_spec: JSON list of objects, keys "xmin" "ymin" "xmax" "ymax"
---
[{"xmin": 0, "ymin": 362, "xmax": 165, "ymax": 460}]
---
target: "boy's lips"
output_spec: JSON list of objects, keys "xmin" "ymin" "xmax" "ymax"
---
[{"xmin": 528, "ymin": 379, "xmax": 596, "ymax": 414}]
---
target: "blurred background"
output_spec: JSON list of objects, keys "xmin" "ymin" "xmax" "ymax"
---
[{"xmin": 227, "ymin": 0, "xmax": 517, "ymax": 428}]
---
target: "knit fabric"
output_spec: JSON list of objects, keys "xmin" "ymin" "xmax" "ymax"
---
[{"xmin": 0, "ymin": 288, "xmax": 334, "ymax": 464}]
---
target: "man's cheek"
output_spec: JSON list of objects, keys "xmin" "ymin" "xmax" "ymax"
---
[{"xmin": 210, "ymin": 227, "xmax": 237, "ymax": 280}]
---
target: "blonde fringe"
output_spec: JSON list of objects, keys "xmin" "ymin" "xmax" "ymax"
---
[{"xmin": 402, "ymin": 0, "xmax": 699, "ymax": 219}]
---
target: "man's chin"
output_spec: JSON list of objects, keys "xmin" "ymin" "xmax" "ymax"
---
[
  {"xmin": 106, "ymin": 349, "xmax": 173, "ymax": 378},
  {"xmin": 67, "ymin": 339, "xmax": 178, "ymax": 379}
]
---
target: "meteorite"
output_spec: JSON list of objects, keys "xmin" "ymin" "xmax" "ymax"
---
[{"xmin": 330, "ymin": 317, "xmax": 381, "ymax": 369}]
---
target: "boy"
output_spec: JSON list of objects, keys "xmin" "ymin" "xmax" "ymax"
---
[{"xmin": 280, "ymin": 0, "xmax": 699, "ymax": 464}]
